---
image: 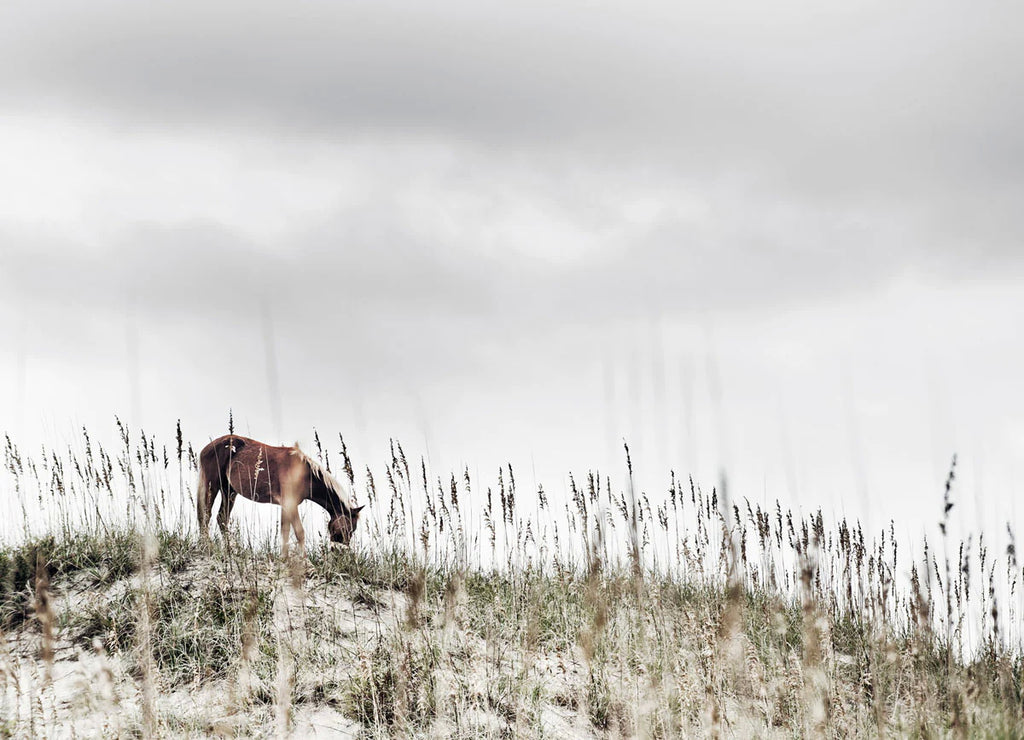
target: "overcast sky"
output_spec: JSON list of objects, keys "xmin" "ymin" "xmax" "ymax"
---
[{"xmin": 1, "ymin": 0, "xmax": 1023, "ymax": 543}]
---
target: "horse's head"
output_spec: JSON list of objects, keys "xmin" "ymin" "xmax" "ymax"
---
[{"xmin": 328, "ymin": 505, "xmax": 366, "ymax": 546}]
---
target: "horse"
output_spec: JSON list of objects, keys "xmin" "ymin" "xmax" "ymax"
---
[{"xmin": 196, "ymin": 434, "xmax": 364, "ymax": 555}]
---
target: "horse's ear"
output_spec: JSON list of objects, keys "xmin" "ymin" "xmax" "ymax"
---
[{"xmin": 352, "ymin": 505, "xmax": 366, "ymax": 516}]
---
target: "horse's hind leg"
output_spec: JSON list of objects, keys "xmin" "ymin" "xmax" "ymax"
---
[
  {"xmin": 217, "ymin": 489, "xmax": 238, "ymax": 542},
  {"xmin": 198, "ymin": 480, "xmax": 219, "ymax": 541}
]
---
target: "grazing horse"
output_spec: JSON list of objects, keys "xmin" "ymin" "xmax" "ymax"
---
[{"xmin": 197, "ymin": 434, "xmax": 364, "ymax": 554}]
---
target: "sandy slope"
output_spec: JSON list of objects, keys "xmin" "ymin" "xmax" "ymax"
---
[{"xmin": 0, "ymin": 556, "xmax": 597, "ymax": 739}]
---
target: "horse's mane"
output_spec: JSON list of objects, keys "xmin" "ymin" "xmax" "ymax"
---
[{"xmin": 289, "ymin": 444, "xmax": 353, "ymax": 507}]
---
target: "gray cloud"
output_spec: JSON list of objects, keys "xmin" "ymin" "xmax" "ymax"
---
[
  {"xmin": 0, "ymin": 215, "xmax": 506, "ymax": 396},
  {"xmin": 0, "ymin": 179, "xmax": 995, "ymax": 377},
  {"xmin": 2, "ymin": 3, "xmax": 1021, "ymax": 176},
  {"xmin": 2, "ymin": 0, "xmax": 1022, "ymax": 283},
  {"xmin": 3, "ymin": 0, "xmax": 1024, "ymax": 381}
]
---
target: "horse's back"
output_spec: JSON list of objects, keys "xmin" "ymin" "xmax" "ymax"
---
[{"xmin": 203, "ymin": 435, "xmax": 302, "ymax": 504}]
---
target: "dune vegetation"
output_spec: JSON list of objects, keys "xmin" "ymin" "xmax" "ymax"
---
[{"xmin": 0, "ymin": 421, "xmax": 1021, "ymax": 738}]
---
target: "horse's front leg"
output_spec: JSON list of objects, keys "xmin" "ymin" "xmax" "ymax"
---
[
  {"xmin": 280, "ymin": 505, "xmax": 292, "ymax": 561},
  {"xmin": 281, "ymin": 503, "xmax": 306, "ymax": 584},
  {"xmin": 292, "ymin": 512, "xmax": 306, "ymax": 556},
  {"xmin": 280, "ymin": 501, "xmax": 305, "ymax": 556}
]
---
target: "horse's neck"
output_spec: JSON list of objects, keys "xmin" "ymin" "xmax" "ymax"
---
[{"xmin": 310, "ymin": 480, "xmax": 346, "ymax": 518}]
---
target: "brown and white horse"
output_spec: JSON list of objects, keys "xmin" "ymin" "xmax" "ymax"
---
[{"xmin": 197, "ymin": 434, "xmax": 364, "ymax": 555}]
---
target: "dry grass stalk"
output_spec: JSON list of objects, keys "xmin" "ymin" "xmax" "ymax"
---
[
  {"xmin": 138, "ymin": 532, "xmax": 159, "ymax": 738},
  {"xmin": 33, "ymin": 552, "xmax": 54, "ymax": 686},
  {"xmin": 279, "ymin": 449, "xmax": 306, "ymax": 564},
  {"xmin": 800, "ymin": 547, "xmax": 831, "ymax": 738},
  {"xmin": 273, "ymin": 561, "xmax": 306, "ymax": 737}
]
